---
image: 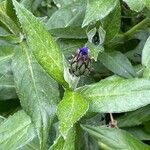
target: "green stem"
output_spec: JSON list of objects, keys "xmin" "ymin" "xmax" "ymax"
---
[
  {"xmin": 115, "ymin": 17, "xmax": 150, "ymax": 41},
  {"xmin": 122, "ymin": 17, "xmax": 150, "ymax": 39}
]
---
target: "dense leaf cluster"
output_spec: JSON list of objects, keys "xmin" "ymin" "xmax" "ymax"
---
[{"xmin": 0, "ymin": 0, "xmax": 150, "ymax": 149}]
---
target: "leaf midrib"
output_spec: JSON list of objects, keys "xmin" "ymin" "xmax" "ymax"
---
[
  {"xmin": 0, "ymin": 55, "xmax": 13, "ymax": 63},
  {"xmin": 20, "ymin": 7, "xmax": 62, "ymax": 73},
  {"xmin": 83, "ymin": 89, "xmax": 150, "ymax": 98},
  {"xmin": 24, "ymin": 45, "xmax": 44, "ymax": 144}
]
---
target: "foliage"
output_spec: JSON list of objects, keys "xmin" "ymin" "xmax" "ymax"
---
[{"xmin": 0, "ymin": 0, "xmax": 150, "ymax": 149}]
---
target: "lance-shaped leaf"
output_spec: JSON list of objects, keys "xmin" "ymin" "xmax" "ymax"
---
[
  {"xmin": 47, "ymin": 1, "xmax": 86, "ymax": 29},
  {"xmin": 81, "ymin": 125, "xmax": 150, "ymax": 150},
  {"xmin": 82, "ymin": 0, "xmax": 117, "ymax": 27},
  {"xmin": 123, "ymin": 126, "xmax": 150, "ymax": 141},
  {"xmin": 77, "ymin": 76, "xmax": 150, "ymax": 113},
  {"xmin": 57, "ymin": 90, "xmax": 89, "ymax": 137},
  {"xmin": 118, "ymin": 105, "xmax": 150, "ymax": 127},
  {"xmin": 12, "ymin": 42, "xmax": 59, "ymax": 149},
  {"xmin": 98, "ymin": 51, "xmax": 136, "ymax": 78},
  {"xmin": 13, "ymin": 0, "xmax": 68, "ymax": 88},
  {"xmin": 0, "ymin": 110, "xmax": 39, "ymax": 150}
]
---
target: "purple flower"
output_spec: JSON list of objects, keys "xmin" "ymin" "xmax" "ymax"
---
[{"xmin": 79, "ymin": 47, "xmax": 89, "ymax": 56}]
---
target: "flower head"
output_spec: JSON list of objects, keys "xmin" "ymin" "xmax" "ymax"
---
[{"xmin": 69, "ymin": 47, "xmax": 91, "ymax": 77}]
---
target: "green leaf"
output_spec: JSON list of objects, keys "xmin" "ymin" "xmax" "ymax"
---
[
  {"xmin": 118, "ymin": 105, "xmax": 150, "ymax": 127},
  {"xmin": 82, "ymin": 0, "xmax": 117, "ymax": 27},
  {"xmin": 63, "ymin": 59, "xmax": 80, "ymax": 90},
  {"xmin": 13, "ymin": 0, "xmax": 68, "ymax": 88},
  {"xmin": 6, "ymin": 0, "xmax": 18, "ymax": 25},
  {"xmin": 85, "ymin": 42, "xmax": 104, "ymax": 61},
  {"xmin": 124, "ymin": 126, "xmax": 150, "ymax": 141},
  {"xmin": 20, "ymin": 137, "xmax": 40, "ymax": 150},
  {"xmin": 21, "ymin": 0, "xmax": 34, "ymax": 11},
  {"xmin": 81, "ymin": 125, "xmax": 150, "ymax": 150},
  {"xmin": 47, "ymin": 1, "xmax": 86, "ymax": 29},
  {"xmin": 49, "ymin": 128, "xmax": 75, "ymax": 150},
  {"xmin": 57, "ymin": 90, "xmax": 89, "ymax": 137},
  {"xmin": 123, "ymin": 0, "xmax": 145, "ymax": 12},
  {"xmin": 0, "ymin": 45, "xmax": 13, "ymax": 75},
  {"xmin": 98, "ymin": 51, "xmax": 136, "ymax": 78},
  {"xmin": 86, "ymin": 26, "xmax": 106, "ymax": 46},
  {"xmin": 49, "ymin": 135, "xmax": 65, "ymax": 150},
  {"xmin": 0, "ymin": 1, "xmax": 19, "ymax": 35},
  {"xmin": 144, "ymin": 0, "xmax": 150, "ymax": 10},
  {"xmin": 77, "ymin": 76, "xmax": 150, "ymax": 113},
  {"xmin": 49, "ymin": 27, "xmax": 87, "ymax": 39},
  {"xmin": 0, "ymin": 110, "xmax": 39, "ymax": 150},
  {"xmin": 0, "ymin": 74, "xmax": 17, "ymax": 100},
  {"xmin": 142, "ymin": 36, "xmax": 150, "ymax": 67},
  {"xmin": 53, "ymin": 0, "xmax": 78, "ymax": 8},
  {"xmin": 102, "ymin": 0, "xmax": 121, "ymax": 42},
  {"xmin": 0, "ymin": 34, "xmax": 23, "ymax": 44},
  {"xmin": 12, "ymin": 42, "xmax": 60, "ymax": 149},
  {"xmin": 142, "ymin": 36, "xmax": 150, "ymax": 79},
  {"xmin": 0, "ymin": 45, "xmax": 17, "ymax": 100},
  {"xmin": 57, "ymin": 39, "xmax": 86, "ymax": 59},
  {"xmin": 0, "ymin": 116, "xmax": 5, "ymax": 124}
]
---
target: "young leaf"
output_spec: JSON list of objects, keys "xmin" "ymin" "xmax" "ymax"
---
[
  {"xmin": 0, "ymin": 1, "xmax": 19, "ymax": 35},
  {"xmin": 82, "ymin": 0, "xmax": 117, "ymax": 27},
  {"xmin": 77, "ymin": 76, "xmax": 150, "ymax": 113},
  {"xmin": 57, "ymin": 90, "xmax": 89, "ymax": 137},
  {"xmin": 118, "ymin": 105, "xmax": 150, "ymax": 127},
  {"xmin": 0, "ymin": 110, "xmax": 39, "ymax": 150},
  {"xmin": 81, "ymin": 125, "xmax": 150, "ymax": 150},
  {"xmin": 98, "ymin": 51, "xmax": 136, "ymax": 78},
  {"xmin": 13, "ymin": 0, "xmax": 68, "ymax": 88},
  {"xmin": 12, "ymin": 42, "xmax": 60, "ymax": 149}
]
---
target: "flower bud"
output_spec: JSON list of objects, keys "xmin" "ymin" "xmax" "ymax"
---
[{"xmin": 69, "ymin": 47, "xmax": 91, "ymax": 77}]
